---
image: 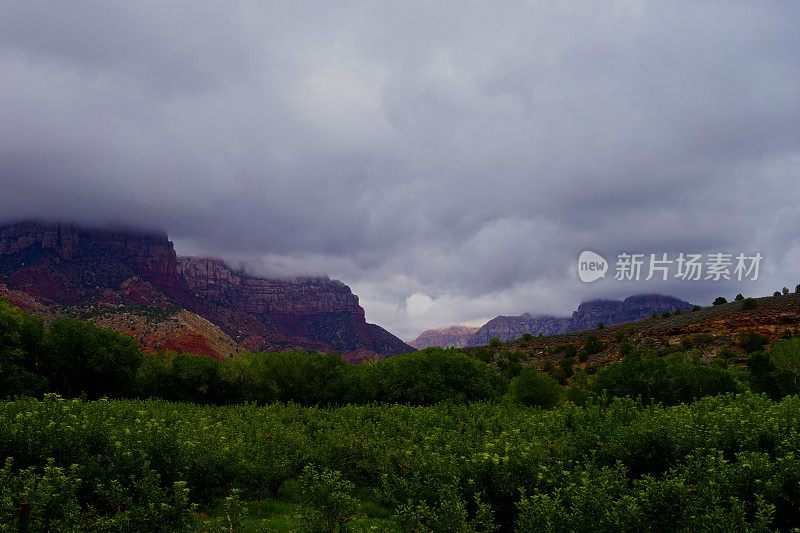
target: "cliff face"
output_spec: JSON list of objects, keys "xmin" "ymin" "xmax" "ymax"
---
[
  {"xmin": 466, "ymin": 294, "xmax": 693, "ymax": 346},
  {"xmin": 0, "ymin": 221, "xmax": 413, "ymax": 357},
  {"xmin": 177, "ymin": 257, "xmax": 362, "ymax": 316},
  {"xmin": 409, "ymin": 326, "xmax": 480, "ymax": 349}
]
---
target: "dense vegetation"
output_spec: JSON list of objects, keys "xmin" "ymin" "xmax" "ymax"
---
[
  {"xmin": 2, "ymin": 394, "xmax": 799, "ymax": 531},
  {"xmin": 3, "ymin": 299, "xmax": 800, "ymax": 530}
]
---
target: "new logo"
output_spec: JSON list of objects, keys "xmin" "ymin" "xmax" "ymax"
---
[{"xmin": 578, "ymin": 251, "xmax": 608, "ymax": 283}]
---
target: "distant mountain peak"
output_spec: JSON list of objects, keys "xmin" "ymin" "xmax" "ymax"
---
[
  {"xmin": 410, "ymin": 325, "xmax": 480, "ymax": 349},
  {"xmin": 465, "ymin": 294, "xmax": 693, "ymax": 347}
]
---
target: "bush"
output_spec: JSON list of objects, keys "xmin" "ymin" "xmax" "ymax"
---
[
  {"xmin": 364, "ymin": 348, "xmax": 504, "ymax": 405},
  {"xmin": 591, "ymin": 353, "xmax": 737, "ymax": 405},
  {"xmin": 299, "ymin": 465, "xmax": 360, "ymax": 533},
  {"xmin": 488, "ymin": 338, "xmax": 502, "ymax": 348},
  {"xmin": 582, "ymin": 334, "xmax": 606, "ymax": 356},
  {"xmin": 795, "ymin": 284, "xmax": 800, "ymax": 294},
  {"xmin": 783, "ymin": 287, "xmax": 790, "ymax": 295},
  {"xmin": 774, "ymin": 291, "xmax": 782, "ymax": 297},
  {"xmin": 742, "ymin": 297, "xmax": 758, "ymax": 310},
  {"xmin": 735, "ymin": 294, "xmax": 744, "ymax": 301},
  {"xmin": 713, "ymin": 297, "xmax": 727, "ymax": 306},
  {"xmin": 739, "ymin": 332, "xmax": 768, "ymax": 354},
  {"xmin": 508, "ymin": 367, "xmax": 561, "ymax": 408}
]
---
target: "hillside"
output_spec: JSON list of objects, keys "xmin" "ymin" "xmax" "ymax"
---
[
  {"xmin": 0, "ymin": 221, "xmax": 413, "ymax": 358},
  {"xmin": 465, "ymin": 292, "xmax": 800, "ymax": 373}
]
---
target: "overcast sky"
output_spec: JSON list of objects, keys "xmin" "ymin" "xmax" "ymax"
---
[{"xmin": 1, "ymin": 1, "xmax": 799, "ymax": 340}]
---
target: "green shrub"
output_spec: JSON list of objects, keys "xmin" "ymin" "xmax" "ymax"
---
[
  {"xmin": 713, "ymin": 297, "xmax": 727, "ymax": 306},
  {"xmin": 508, "ymin": 367, "xmax": 561, "ymax": 408},
  {"xmin": 582, "ymin": 334, "xmax": 606, "ymax": 356},
  {"xmin": 735, "ymin": 293, "xmax": 745, "ymax": 301},
  {"xmin": 365, "ymin": 348, "xmax": 504, "ymax": 405},
  {"xmin": 592, "ymin": 353, "xmax": 737, "ymax": 405},
  {"xmin": 299, "ymin": 465, "xmax": 360, "ymax": 533},
  {"xmin": 741, "ymin": 298, "xmax": 758, "ymax": 310},
  {"xmin": 739, "ymin": 332, "xmax": 768, "ymax": 354}
]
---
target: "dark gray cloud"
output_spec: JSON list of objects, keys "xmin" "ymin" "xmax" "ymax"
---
[{"xmin": 1, "ymin": 1, "xmax": 799, "ymax": 340}]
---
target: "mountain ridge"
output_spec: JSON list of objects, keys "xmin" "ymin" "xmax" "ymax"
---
[
  {"xmin": 0, "ymin": 221, "xmax": 413, "ymax": 358},
  {"xmin": 409, "ymin": 294, "xmax": 693, "ymax": 348}
]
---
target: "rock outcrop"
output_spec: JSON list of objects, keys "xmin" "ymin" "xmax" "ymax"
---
[
  {"xmin": 410, "ymin": 326, "xmax": 480, "ymax": 349},
  {"xmin": 466, "ymin": 294, "xmax": 693, "ymax": 346},
  {"xmin": 0, "ymin": 221, "xmax": 413, "ymax": 357}
]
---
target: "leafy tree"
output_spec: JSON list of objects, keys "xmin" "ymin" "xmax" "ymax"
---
[
  {"xmin": 508, "ymin": 367, "xmax": 561, "ymax": 408},
  {"xmin": 592, "ymin": 353, "xmax": 736, "ymax": 405},
  {"xmin": 299, "ymin": 465, "xmax": 360, "ymax": 533},
  {"xmin": 0, "ymin": 300, "xmax": 46, "ymax": 397},
  {"xmin": 774, "ymin": 291, "xmax": 782, "ymax": 297},
  {"xmin": 42, "ymin": 317, "xmax": 142, "ymax": 398},
  {"xmin": 713, "ymin": 297, "xmax": 727, "ymax": 306},
  {"xmin": 366, "ymin": 348, "xmax": 503, "ymax": 405},
  {"xmin": 795, "ymin": 284, "xmax": 800, "ymax": 294},
  {"xmin": 783, "ymin": 287, "xmax": 790, "ymax": 295},
  {"xmin": 735, "ymin": 294, "xmax": 744, "ymax": 301}
]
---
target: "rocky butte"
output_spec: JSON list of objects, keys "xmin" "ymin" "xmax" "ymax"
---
[{"xmin": 0, "ymin": 221, "xmax": 413, "ymax": 358}]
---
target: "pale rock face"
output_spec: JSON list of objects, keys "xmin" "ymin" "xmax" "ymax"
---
[{"xmin": 410, "ymin": 326, "xmax": 480, "ymax": 349}]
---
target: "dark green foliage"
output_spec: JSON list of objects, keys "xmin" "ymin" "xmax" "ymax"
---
[
  {"xmin": 692, "ymin": 305, "xmax": 702, "ymax": 312},
  {"xmin": 550, "ymin": 344, "xmax": 577, "ymax": 358},
  {"xmin": 783, "ymin": 287, "xmax": 790, "ymax": 295},
  {"xmin": 1, "ymin": 394, "xmax": 800, "ymax": 530},
  {"xmin": 496, "ymin": 348, "xmax": 523, "ymax": 380},
  {"xmin": 362, "ymin": 348, "xmax": 504, "ymax": 405},
  {"xmin": 739, "ymin": 332, "xmax": 768, "ymax": 354},
  {"xmin": 713, "ymin": 297, "xmax": 727, "ymax": 306},
  {"xmin": 299, "ymin": 465, "xmax": 360, "ymax": 532},
  {"xmin": 137, "ymin": 348, "xmax": 503, "ymax": 406},
  {"xmin": 488, "ymin": 337, "xmax": 502, "ymax": 348},
  {"xmin": 748, "ymin": 339, "xmax": 800, "ymax": 398},
  {"xmin": 0, "ymin": 300, "xmax": 141, "ymax": 399},
  {"xmin": 508, "ymin": 367, "xmax": 561, "ymax": 408},
  {"xmin": 742, "ymin": 297, "xmax": 758, "ymax": 310},
  {"xmin": 735, "ymin": 293, "xmax": 744, "ymax": 301},
  {"xmin": 0, "ymin": 300, "xmax": 47, "ymax": 397},
  {"xmin": 582, "ymin": 334, "xmax": 606, "ymax": 356},
  {"xmin": 795, "ymin": 284, "xmax": 800, "ymax": 294},
  {"xmin": 519, "ymin": 333, "xmax": 533, "ymax": 343},
  {"xmin": 42, "ymin": 317, "xmax": 142, "ymax": 398},
  {"xmin": 591, "ymin": 353, "xmax": 738, "ymax": 405},
  {"xmin": 774, "ymin": 291, "xmax": 782, "ymax": 297}
]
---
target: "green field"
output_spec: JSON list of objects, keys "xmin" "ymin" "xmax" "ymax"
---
[{"xmin": 1, "ymin": 393, "xmax": 799, "ymax": 531}]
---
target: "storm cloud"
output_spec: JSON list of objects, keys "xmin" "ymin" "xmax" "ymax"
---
[{"xmin": 1, "ymin": 1, "xmax": 799, "ymax": 340}]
